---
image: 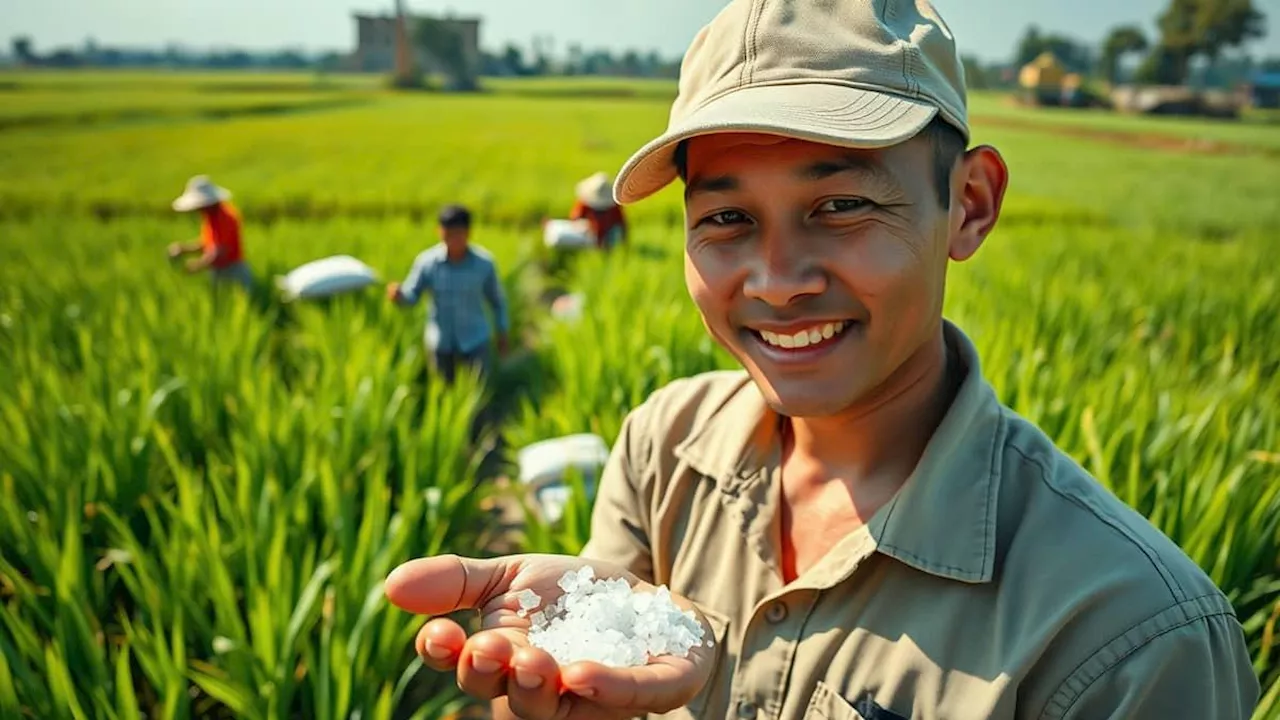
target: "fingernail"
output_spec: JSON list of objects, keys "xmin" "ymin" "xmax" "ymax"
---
[
  {"xmin": 514, "ymin": 668, "xmax": 544, "ymax": 689},
  {"xmin": 424, "ymin": 641, "xmax": 451, "ymax": 660},
  {"xmin": 570, "ymin": 686, "xmax": 596, "ymax": 698},
  {"xmin": 471, "ymin": 654, "xmax": 501, "ymax": 674}
]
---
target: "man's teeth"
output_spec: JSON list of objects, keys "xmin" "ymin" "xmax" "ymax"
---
[{"xmin": 759, "ymin": 322, "xmax": 849, "ymax": 349}]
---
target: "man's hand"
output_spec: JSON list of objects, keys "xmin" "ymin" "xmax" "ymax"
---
[
  {"xmin": 386, "ymin": 282, "xmax": 402, "ymax": 303},
  {"xmin": 384, "ymin": 554, "xmax": 717, "ymax": 720},
  {"xmin": 184, "ymin": 257, "xmax": 206, "ymax": 274},
  {"xmin": 167, "ymin": 242, "xmax": 184, "ymax": 261}
]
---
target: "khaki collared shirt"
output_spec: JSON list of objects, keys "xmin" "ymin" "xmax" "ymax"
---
[{"xmin": 580, "ymin": 322, "xmax": 1259, "ymax": 720}]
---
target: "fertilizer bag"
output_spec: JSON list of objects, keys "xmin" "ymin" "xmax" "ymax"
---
[
  {"xmin": 278, "ymin": 255, "xmax": 379, "ymax": 301},
  {"xmin": 543, "ymin": 219, "xmax": 596, "ymax": 250}
]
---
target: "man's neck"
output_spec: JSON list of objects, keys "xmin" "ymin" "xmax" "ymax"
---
[{"xmin": 784, "ymin": 328, "xmax": 962, "ymax": 490}]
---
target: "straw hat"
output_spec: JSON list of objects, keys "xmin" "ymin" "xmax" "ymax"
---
[
  {"xmin": 172, "ymin": 175, "xmax": 232, "ymax": 212},
  {"xmin": 575, "ymin": 172, "xmax": 616, "ymax": 211}
]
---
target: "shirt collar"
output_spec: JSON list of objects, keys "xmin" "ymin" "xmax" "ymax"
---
[{"xmin": 674, "ymin": 320, "xmax": 1005, "ymax": 584}]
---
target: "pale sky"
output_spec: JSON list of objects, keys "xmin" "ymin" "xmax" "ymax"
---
[{"xmin": 3, "ymin": 0, "xmax": 1277, "ymax": 64}]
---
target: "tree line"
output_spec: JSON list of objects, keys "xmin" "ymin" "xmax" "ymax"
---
[
  {"xmin": 8, "ymin": 0, "xmax": 1271, "ymax": 90},
  {"xmin": 965, "ymin": 0, "xmax": 1271, "ymax": 89}
]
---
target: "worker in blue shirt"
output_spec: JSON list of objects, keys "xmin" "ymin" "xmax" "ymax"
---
[{"xmin": 388, "ymin": 204, "xmax": 510, "ymax": 384}]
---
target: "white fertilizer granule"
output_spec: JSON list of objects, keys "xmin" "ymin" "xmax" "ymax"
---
[
  {"xmin": 518, "ymin": 566, "xmax": 710, "ymax": 668},
  {"xmin": 514, "ymin": 589, "xmax": 541, "ymax": 618}
]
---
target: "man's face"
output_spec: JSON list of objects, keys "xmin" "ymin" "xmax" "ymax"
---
[
  {"xmin": 440, "ymin": 225, "xmax": 469, "ymax": 254},
  {"xmin": 682, "ymin": 131, "xmax": 982, "ymax": 418}
]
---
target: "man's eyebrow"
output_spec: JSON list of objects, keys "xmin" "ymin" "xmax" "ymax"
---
[
  {"xmin": 684, "ymin": 174, "xmax": 738, "ymax": 200},
  {"xmin": 798, "ymin": 155, "xmax": 900, "ymax": 187}
]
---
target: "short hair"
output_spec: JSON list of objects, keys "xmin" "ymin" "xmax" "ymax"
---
[
  {"xmin": 672, "ymin": 116, "xmax": 967, "ymax": 209},
  {"xmin": 438, "ymin": 204, "xmax": 472, "ymax": 229}
]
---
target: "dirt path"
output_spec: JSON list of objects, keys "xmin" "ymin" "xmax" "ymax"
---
[{"xmin": 971, "ymin": 113, "xmax": 1280, "ymax": 158}]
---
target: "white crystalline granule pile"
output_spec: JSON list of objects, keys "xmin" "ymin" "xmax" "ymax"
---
[{"xmin": 518, "ymin": 566, "xmax": 709, "ymax": 668}]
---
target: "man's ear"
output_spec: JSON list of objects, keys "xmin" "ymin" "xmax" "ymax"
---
[{"xmin": 949, "ymin": 145, "xmax": 1009, "ymax": 262}]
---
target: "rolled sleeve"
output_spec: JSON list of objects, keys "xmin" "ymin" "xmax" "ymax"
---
[
  {"xmin": 1046, "ymin": 597, "xmax": 1260, "ymax": 719},
  {"xmin": 579, "ymin": 405, "xmax": 655, "ymax": 584},
  {"xmin": 397, "ymin": 254, "xmax": 432, "ymax": 306},
  {"xmin": 483, "ymin": 263, "xmax": 509, "ymax": 334}
]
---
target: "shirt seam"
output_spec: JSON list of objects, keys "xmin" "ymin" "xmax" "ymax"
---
[
  {"xmin": 1006, "ymin": 439, "xmax": 1186, "ymax": 602},
  {"xmin": 1036, "ymin": 594, "xmax": 1238, "ymax": 719}
]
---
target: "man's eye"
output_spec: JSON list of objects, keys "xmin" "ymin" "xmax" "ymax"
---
[
  {"xmin": 701, "ymin": 210, "xmax": 749, "ymax": 226},
  {"xmin": 818, "ymin": 198, "xmax": 872, "ymax": 213}
]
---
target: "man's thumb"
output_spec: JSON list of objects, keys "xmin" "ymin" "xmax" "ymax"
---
[{"xmin": 384, "ymin": 555, "xmax": 512, "ymax": 616}]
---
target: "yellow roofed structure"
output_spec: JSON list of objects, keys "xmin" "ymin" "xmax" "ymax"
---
[{"xmin": 1019, "ymin": 51, "xmax": 1066, "ymax": 89}]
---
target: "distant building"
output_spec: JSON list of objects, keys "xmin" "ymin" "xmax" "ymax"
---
[
  {"xmin": 1017, "ymin": 53, "xmax": 1098, "ymax": 108},
  {"xmin": 1018, "ymin": 51, "xmax": 1067, "ymax": 106},
  {"xmin": 1246, "ymin": 72, "xmax": 1280, "ymax": 110},
  {"xmin": 350, "ymin": 12, "xmax": 480, "ymax": 82}
]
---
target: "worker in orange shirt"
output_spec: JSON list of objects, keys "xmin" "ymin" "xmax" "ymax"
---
[
  {"xmin": 166, "ymin": 175, "xmax": 254, "ymax": 289},
  {"xmin": 568, "ymin": 171, "xmax": 628, "ymax": 250}
]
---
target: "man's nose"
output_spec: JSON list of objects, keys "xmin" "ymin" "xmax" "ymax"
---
[{"xmin": 741, "ymin": 231, "xmax": 826, "ymax": 307}]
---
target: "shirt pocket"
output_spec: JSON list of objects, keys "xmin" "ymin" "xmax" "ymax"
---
[
  {"xmin": 679, "ymin": 603, "xmax": 732, "ymax": 719},
  {"xmin": 805, "ymin": 681, "xmax": 867, "ymax": 720},
  {"xmin": 806, "ymin": 682, "xmax": 913, "ymax": 720}
]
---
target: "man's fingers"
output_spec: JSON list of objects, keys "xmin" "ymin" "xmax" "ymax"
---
[
  {"xmin": 456, "ymin": 628, "xmax": 524, "ymax": 701},
  {"xmin": 384, "ymin": 554, "xmax": 514, "ymax": 615},
  {"xmin": 414, "ymin": 618, "xmax": 467, "ymax": 672},
  {"xmin": 559, "ymin": 656, "xmax": 702, "ymax": 712},
  {"xmin": 504, "ymin": 644, "xmax": 567, "ymax": 720}
]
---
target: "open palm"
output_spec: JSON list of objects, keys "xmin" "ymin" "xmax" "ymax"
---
[{"xmin": 384, "ymin": 553, "xmax": 717, "ymax": 720}]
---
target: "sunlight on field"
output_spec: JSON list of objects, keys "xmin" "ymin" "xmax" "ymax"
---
[{"xmin": 1, "ymin": 71, "xmax": 1279, "ymax": 719}]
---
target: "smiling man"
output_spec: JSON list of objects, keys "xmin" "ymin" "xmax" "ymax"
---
[{"xmin": 384, "ymin": 1, "xmax": 1260, "ymax": 718}]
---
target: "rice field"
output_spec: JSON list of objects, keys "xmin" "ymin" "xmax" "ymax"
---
[{"xmin": 1, "ymin": 70, "xmax": 1278, "ymax": 719}]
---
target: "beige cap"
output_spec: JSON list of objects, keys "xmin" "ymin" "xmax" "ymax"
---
[{"xmin": 613, "ymin": 0, "xmax": 969, "ymax": 205}]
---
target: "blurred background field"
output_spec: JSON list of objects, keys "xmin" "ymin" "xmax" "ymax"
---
[{"xmin": 2, "ymin": 32, "xmax": 1280, "ymax": 720}]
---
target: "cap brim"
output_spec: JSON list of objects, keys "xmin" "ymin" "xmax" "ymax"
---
[
  {"xmin": 613, "ymin": 83, "xmax": 939, "ymax": 205},
  {"xmin": 171, "ymin": 188, "xmax": 230, "ymax": 212}
]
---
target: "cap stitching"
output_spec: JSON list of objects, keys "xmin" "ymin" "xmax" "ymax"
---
[
  {"xmin": 908, "ymin": 44, "xmax": 919, "ymax": 98},
  {"xmin": 889, "ymin": 3, "xmax": 913, "ymax": 99},
  {"xmin": 749, "ymin": 0, "xmax": 769, "ymax": 86},
  {"xmin": 739, "ymin": 0, "xmax": 759, "ymax": 88},
  {"xmin": 780, "ymin": 94, "xmax": 893, "ymax": 121},
  {"xmin": 912, "ymin": 38, "xmax": 926, "ymax": 98},
  {"xmin": 685, "ymin": 77, "xmax": 933, "ymax": 119}
]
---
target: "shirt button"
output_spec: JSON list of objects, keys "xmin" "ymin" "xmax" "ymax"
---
[
  {"xmin": 737, "ymin": 701, "xmax": 758, "ymax": 718},
  {"xmin": 765, "ymin": 601, "xmax": 788, "ymax": 624}
]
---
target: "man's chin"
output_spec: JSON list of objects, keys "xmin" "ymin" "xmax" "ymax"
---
[
  {"xmin": 748, "ymin": 370, "xmax": 857, "ymax": 419},
  {"xmin": 763, "ymin": 394, "xmax": 852, "ymax": 419}
]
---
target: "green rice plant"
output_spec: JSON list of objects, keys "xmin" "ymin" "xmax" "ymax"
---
[
  {"xmin": 507, "ymin": 238, "xmax": 735, "ymax": 452},
  {"xmin": 0, "ymin": 215, "xmax": 507, "ymax": 717},
  {"xmin": 2, "ymin": 73, "xmax": 1279, "ymax": 718}
]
